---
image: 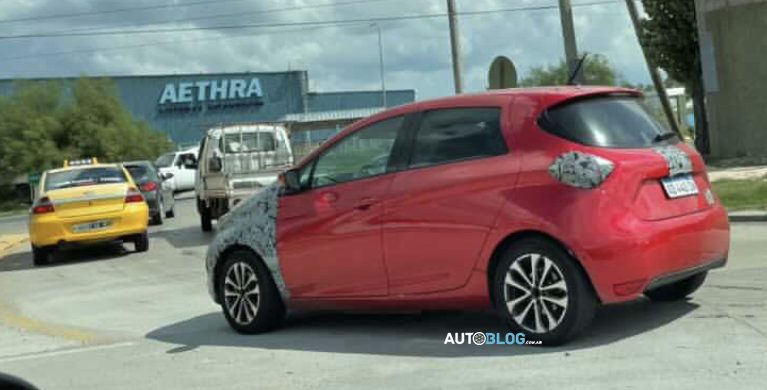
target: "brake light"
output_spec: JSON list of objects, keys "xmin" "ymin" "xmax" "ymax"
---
[
  {"xmin": 32, "ymin": 197, "xmax": 55, "ymax": 214},
  {"xmin": 140, "ymin": 181, "xmax": 158, "ymax": 192},
  {"xmin": 549, "ymin": 151, "xmax": 614, "ymax": 189},
  {"xmin": 125, "ymin": 188, "xmax": 145, "ymax": 203}
]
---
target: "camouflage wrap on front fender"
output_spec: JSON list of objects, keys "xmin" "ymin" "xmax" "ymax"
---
[{"xmin": 205, "ymin": 184, "xmax": 288, "ymax": 302}]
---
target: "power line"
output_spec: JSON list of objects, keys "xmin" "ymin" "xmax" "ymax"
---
[
  {"xmin": 0, "ymin": 0, "xmax": 621, "ymax": 41},
  {"xmin": 52, "ymin": 0, "xmax": 402, "ymax": 35},
  {"xmin": 0, "ymin": 0, "xmax": 251, "ymax": 24},
  {"xmin": 0, "ymin": 24, "xmax": 363, "ymax": 62}
]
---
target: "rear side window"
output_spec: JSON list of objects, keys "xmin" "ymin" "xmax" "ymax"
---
[
  {"xmin": 538, "ymin": 96, "xmax": 677, "ymax": 148},
  {"xmin": 410, "ymin": 108, "xmax": 507, "ymax": 168}
]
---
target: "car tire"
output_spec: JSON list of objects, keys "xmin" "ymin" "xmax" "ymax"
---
[
  {"xmin": 200, "ymin": 205, "xmax": 213, "ymax": 232},
  {"xmin": 493, "ymin": 237, "xmax": 597, "ymax": 346},
  {"xmin": 165, "ymin": 206, "xmax": 175, "ymax": 219},
  {"xmin": 32, "ymin": 245, "xmax": 54, "ymax": 266},
  {"xmin": 217, "ymin": 249, "xmax": 285, "ymax": 333},
  {"xmin": 134, "ymin": 232, "xmax": 149, "ymax": 252},
  {"xmin": 150, "ymin": 211, "xmax": 163, "ymax": 226},
  {"xmin": 645, "ymin": 272, "xmax": 707, "ymax": 302}
]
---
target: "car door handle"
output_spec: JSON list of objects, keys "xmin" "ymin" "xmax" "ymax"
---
[{"xmin": 355, "ymin": 198, "xmax": 379, "ymax": 210}]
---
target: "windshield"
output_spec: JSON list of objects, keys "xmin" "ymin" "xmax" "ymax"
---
[
  {"xmin": 44, "ymin": 167, "xmax": 127, "ymax": 191},
  {"xmin": 538, "ymin": 96, "xmax": 678, "ymax": 148},
  {"xmin": 155, "ymin": 153, "xmax": 175, "ymax": 168},
  {"xmin": 223, "ymin": 132, "xmax": 276, "ymax": 153}
]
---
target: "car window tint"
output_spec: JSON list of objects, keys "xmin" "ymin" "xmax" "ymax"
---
[
  {"xmin": 311, "ymin": 116, "xmax": 403, "ymax": 188},
  {"xmin": 125, "ymin": 164, "xmax": 156, "ymax": 183},
  {"xmin": 410, "ymin": 108, "xmax": 507, "ymax": 168},
  {"xmin": 538, "ymin": 96, "xmax": 677, "ymax": 148},
  {"xmin": 45, "ymin": 167, "xmax": 127, "ymax": 191}
]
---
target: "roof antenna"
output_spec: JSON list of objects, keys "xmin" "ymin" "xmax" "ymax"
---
[{"xmin": 567, "ymin": 53, "xmax": 589, "ymax": 86}]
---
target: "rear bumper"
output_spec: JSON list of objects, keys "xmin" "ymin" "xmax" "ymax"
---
[
  {"xmin": 29, "ymin": 203, "xmax": 149, "ymax": 247},
  {"xmin": 644, "ymin": 257, "xmax": 726, "ymax": 292},
  {"xmin": 578, "ymin": 204, "xmax": 730, "ymax": 303}
]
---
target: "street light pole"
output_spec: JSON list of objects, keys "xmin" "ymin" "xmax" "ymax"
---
[
  {"xmin": 446, "ymin": 0, "xmax": 464, "ymax": 94},
  {"xmin": 371, "ymin": 23, "xmax": 387, "ymax": 108}
]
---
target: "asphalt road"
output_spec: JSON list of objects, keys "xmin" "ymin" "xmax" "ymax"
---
[{"xmin": 0, "ymin": 199, "xmax": 765, "ymax": 389}]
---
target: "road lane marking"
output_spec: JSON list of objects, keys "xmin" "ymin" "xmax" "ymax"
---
[
  {"xmin": 0, "ymin": 297, "xmax": 112, "ymax": 345},
  {"xmin": 0, "ymin": 341, "xmax": 136, "ymax": 363},
  {"xmin": 0, "ymin": 234, "xmax": 28, "ymax": 258}
]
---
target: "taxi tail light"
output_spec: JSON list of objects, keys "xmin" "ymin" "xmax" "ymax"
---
[
  {"xmin": 125, "ymin": 188, "xmax": 145, "ymax": 203},
  {"xmin": 140, "ymin": 181, "xmax": 157, "ymax": 192},
  {"xmin": 32, "ymin": 197, "xmax": 55, "ymax": 214}
]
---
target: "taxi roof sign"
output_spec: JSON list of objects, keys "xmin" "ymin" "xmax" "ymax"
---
[{"xmin": 63, "ymin": 158, "xmax": 98, "ymax": 167}]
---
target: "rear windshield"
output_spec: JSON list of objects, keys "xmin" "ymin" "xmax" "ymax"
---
[
  {"xmin": 45, "ymin": 167, "xmax": 127, "ymax": 191},
  {"xmin": 124, "ymin": 164, "xmax": 156, "ymax": 183},
  {"xmin": 538, "ymin": 96, "xmax": 678, "ymax": 148},
  {"xmin": 223, "ymin": 132, "xmax": 276, "ymax": 153}
]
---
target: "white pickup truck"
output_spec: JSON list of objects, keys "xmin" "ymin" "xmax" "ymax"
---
[{"xmin": 195, "ymin": 124, "xmax": 293, "ymax": 231}]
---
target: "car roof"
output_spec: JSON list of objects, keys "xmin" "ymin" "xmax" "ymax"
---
[
  {"xmin": 45, "ymin": 163, "xmax": 121, "ymax": 175},
  {"xmin": 295, "ymin": 86, "xmax": 641, "ymax": 166},
  {"xmin": 122, "ymin": 160, "xmax": 153, "ymax": 166}
]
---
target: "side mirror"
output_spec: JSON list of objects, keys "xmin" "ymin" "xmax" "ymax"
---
[
  {"xmin": 208, "ymin": 156, "xmax": 222, "ymax": 172},
  {"xmin": 161, "ymin": 172, "xmax": 174, "ymax": 181},
  {"xmin": 279, "ymin": 169, "xmax": 301, "ymax": 194}
]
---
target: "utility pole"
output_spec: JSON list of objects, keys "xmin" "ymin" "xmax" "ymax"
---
[
  {"xmin": 446, "ymin": 0, "xmax": 463, "ymax": 94},
  {"xmin": 371, "ymin": 23, "xmax": 387, "ymax": 108},
  {"xmin": 558, "ymin": 0, "xmax": 583, "ymax": 84},
  {"xmin": 625, "ymin": 0, "xmax": 681, "ymax": 136}
]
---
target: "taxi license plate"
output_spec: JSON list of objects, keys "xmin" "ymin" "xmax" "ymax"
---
[
  {"xmin": 72, "ymin": 220, "xmax": 112, "ymax": 233},
  {"xmin": 661, "ymin": 175, "xmax": 699, "ymax": 199}
]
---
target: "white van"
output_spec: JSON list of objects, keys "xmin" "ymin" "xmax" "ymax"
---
[
  {"xmin": 195, "ymin": 124, "xmax": 293, "ymax": 231},
  {"xmin": 155, "ymin": 147, "xmax": 199, "ymax": 192}
]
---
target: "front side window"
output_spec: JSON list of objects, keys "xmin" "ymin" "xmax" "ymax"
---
[
  {"xmin": 45, "ymin": 167, "xmax": 127, "ymax": 191},
  {"xmin": 410, "ymin": 108, "xmax": 507, "ymax": 168},
  {"xmin": 311, "ymin": 116, "xmax": 404, "ymax": 188}
]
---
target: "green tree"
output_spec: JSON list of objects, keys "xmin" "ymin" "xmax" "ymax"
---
[
  {"xmin": 639, "ymin": 0, "xmax": 709, "ymax": 155},
  {"xmin": 519, "ymin": 54, "xmax": 623, "ymax": 87},
  {"xmin": 0, "ymin": 77, "xmax": 172, "ymax": 179}
]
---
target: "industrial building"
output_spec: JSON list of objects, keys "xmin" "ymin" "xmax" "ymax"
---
[{"xmin": 0, "ymin": 71, "xmax": 416, "ymax": 154}]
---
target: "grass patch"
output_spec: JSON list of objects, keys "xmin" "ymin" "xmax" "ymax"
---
[{"xmin": 711, "ymin": 179, "xmax": 767, "ymax": 211}]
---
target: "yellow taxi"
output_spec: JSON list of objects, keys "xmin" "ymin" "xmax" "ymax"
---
[{"xmin": 28, "ymin": 158, "xmax": 150, "ymax": 265}]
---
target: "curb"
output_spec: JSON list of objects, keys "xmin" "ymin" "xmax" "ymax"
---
[
  {"xmin": 0, "ymin": 234, "xmax": 28, "ymax": 258},
  {"xmin": 728, "ymin": 213, "xmax": 767, "ymax": 222}
]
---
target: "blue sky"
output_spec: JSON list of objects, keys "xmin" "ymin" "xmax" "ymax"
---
[{"xmin": 0, "ymin": 0, "xmax": 650, "ymax": 99}]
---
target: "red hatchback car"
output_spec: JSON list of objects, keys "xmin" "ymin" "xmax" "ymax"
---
[{"xmin": 205, "ymin": 86, "xmax": 730, "ymax": 344}]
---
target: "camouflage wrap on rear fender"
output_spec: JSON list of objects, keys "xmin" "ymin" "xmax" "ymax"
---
[
  {"xmin": 549, "ymin": 151, "xmax": 614, "ymax": 189},
  {"xmin": 654, "ymin": 145, "xmax": 692, "ymax": 177},
  {"xmin": 205, "ymin": 184, "xmax": 288, "ymax": 302}
]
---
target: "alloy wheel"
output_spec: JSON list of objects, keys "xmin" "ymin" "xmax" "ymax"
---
[
  {"xmin": 223, "ymin": 261, "xmax": 260, "ymax": 325},
  {"xmin": 503, "ymin": 253, "xmax": 569, "ymax": 333}
]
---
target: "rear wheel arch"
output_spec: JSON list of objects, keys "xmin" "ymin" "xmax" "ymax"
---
[{"xmin": 485, "ymin": 230, "xmax": 600, "ymax": 307}]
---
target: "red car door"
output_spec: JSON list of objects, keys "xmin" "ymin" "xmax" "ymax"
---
[
  {"xmin": 383, "ymin": 107, "xmax": 518, "ymax": 294},
  {"xmin": 278, "ymin": 116, "xmax": 407, "ymax": 298}
]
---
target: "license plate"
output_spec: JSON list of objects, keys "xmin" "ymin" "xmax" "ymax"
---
[
  {"xmin": 72, "ymin": 220, "xmax": 112, "ymax": 233},
  {"xmin": 661, "ymin": 175, "xmax": 699, "ymax": 199}
]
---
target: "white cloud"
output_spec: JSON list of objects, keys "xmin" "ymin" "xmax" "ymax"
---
[{"xmin": 0, "ymin": 0, "xmax": 651, "ymax": 99}]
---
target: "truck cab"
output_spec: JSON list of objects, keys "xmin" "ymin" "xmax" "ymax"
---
[{"xmin": 195, "ymin": 124, "xmax": 293, "ymax": 231}]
